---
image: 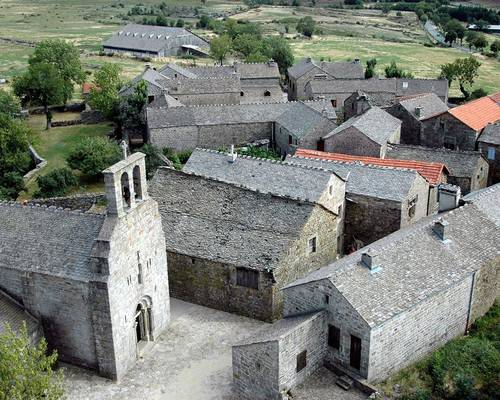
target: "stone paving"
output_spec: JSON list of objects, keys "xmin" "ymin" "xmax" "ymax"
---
[{"xmin": 62, "ymin": 298, "xmax": 266, "ymax": 400}]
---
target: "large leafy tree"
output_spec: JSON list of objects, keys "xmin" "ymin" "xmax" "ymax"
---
[
  {"xmin": 88, "ymin": 63, "xmax": 123, "ymax": 120},
  {"xmin": 13, "ymin": 62, "xmax": 66, "ymax": 130},
  {"xmin": 0, "ymin": 89, "xmax": 21, "ymax": 118},
  {"xmin": 261, "ymin": 36, "xmax": 294, "ymax": 75},
  {"xmin": 118, "ymin": 80, "xmax": 148, "ymax": 136},
  {"xmin": 440, "ymin": 57, "xmax": 481, "ymax": 99},
  {"xmin": 0, "ymin": 323, "xmax": 64, "ymax": 399},
  {"xmin": 210, "ymin": 34, "xmax": 233, "ymax": 65},
  {"xmin": 296, "ymin": 16, "xmax": 316, "ymax": 38}
]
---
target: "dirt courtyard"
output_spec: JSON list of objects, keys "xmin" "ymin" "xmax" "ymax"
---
[{"xmin": 62, "ymin": 299, "xmax": 266, "ymax": 400}]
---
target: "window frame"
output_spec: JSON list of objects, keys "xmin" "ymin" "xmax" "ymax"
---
[
  {"xmin": 328, "ymin": 324, "xmax": 341, "ymax": 350},
  {"xmin": 296, "ymin": 350, "xmax": 307, "ymax": 373},
  {"xmin": 236, "ymin": 268, "xmax": 259, "ymax": 289},
  {"xmin": 487, "ymin": 146, "xmax": 496, "ymax": 160},
  {"xmin": 307, "ymin": 236, "xmax": 317, "ymax": 254}
]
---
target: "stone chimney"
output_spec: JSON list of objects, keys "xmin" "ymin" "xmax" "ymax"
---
[
  {"xmin": 353, "ymin": 58, "xmax": 360, "ymax": 64},
  {"xmin": 228, "ymin": 145, "xmax": 237, "ymax": 163},
  {"xmin": 361, "ymin": 249, "xmax": 379, "ymax": 271},
  {"xmin": 414, "ymin": 106, "xmax": 422, "ymax": 118},
  {"xmin": 438, "ymin": 184, "xmax": 461, "ymax": 212},
  {"xmin": 433, "ymin": 219, "xmax": 449, "ymax": 242}
]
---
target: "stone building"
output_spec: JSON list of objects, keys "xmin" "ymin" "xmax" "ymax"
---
[
  {"xmin": 232, "ymin": 184, "xmax": 500, "ymax": 399},
  {"xmin": 288, "ymin": 150, "xmax": 430, "ymax": 251},
  {"xmin": 146, "ymin": 100, "xmax": 336, "ymax": 152},
  {"xmin": 478, "ymin": 122, "xmax": 500, "ymax": 184},
  {"xmin": 306, "ymin": 77, "xmax": 449, "ymax": 113},
  {"xmin": 287, "ymin": 58, "xmax": 364, "ymax": 100},
  {"xmin": 149, "ymin": 154, "xmax": 346, "ymax": 321},
  {"xmin": 385, "ymin": 93, "xmax": 449, "ymax": 145},
  {"xmin": 322, "ymin": 106, "xmax": 402, "ymax": 158},
  {"xmin": 119, "ymin": 65, "xmax": 170, "ymax": 101},
  {"xmin": 102, "ymin": 24, "xmax": 209, "ymax": 58},
  {"xmin": 419, "ymin": 93, "xmax": 500, "ymax": 151},
  {"xmin": 0, "ymin": 153, "xmax": 170, "ymax": 380},
  {"xmin": 387, "ymin": 144, "xmax": 489, "ymax": 194}
]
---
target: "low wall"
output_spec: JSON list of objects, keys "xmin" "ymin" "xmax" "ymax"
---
[
  {"xmin": 51, "ymin": 119, "xmax": 83, "ymax": 127},
  {"xmin": 28, "ymin": 193, "xmax": 106, "ymax": 212},
  {"xmin": 23, "ymin": 145, "xmax": 47, "ymax": 182}
]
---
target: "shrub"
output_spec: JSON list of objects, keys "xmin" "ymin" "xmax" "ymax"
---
[
  {"xmin": 135, "ymin": 144, "xmax": 163, "ymax": 179},
  {"xmin": 469, "ymin": 88, "xmax": 488, "ymax": 100},
  {"xmin": 66, "ymin": 137, "xmax": 121, "ymax": 178},
  {"xmin": 0, "ymin": 172, "xmax": 25, "ymax": 200},
  {"xmin": 35, "ymin": 168, "xmax": 77, "ymax": 198},
  {"xmin": 238, "ymin": 145, "xmax": 280, "ymax": 160},
  {"xmin": 177, "ymin": 150, "xmax": 193, "ymax": 164}
]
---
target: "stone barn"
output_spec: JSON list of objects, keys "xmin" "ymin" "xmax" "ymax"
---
[
  {"xmin": 150, "ymin": 154, "xmax": 346, "ymax": 321},
  {"xmin": 232, "ymin": 184, "xmax": 500, "ymax": 400},
  {"xmin": 0, "ymin": 153, "xmax": 170, "ymax": 380}
]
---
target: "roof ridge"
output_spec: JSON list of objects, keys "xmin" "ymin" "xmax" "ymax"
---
[
  {"xmin": 391, "ymin": 144, "xmax": 481, "ymax": 156},
  {"xmin": 0, "ymin": 200, "xmax": 106, "ymax": 218}
]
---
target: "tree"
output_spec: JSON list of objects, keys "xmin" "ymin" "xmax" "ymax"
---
[
  {"xmin": 197, "ymin": 15, "xmax": 211, "ymax": 28},
  {"xmin": 0, "ymin": 89, "xmax": 21, "ymax": 118},
  {"xmin": 384, "ymin": 61, "xmax": 414, "ymax": 79},
  {"xmin": 491, "ymin": 40, "xmax": 500, "ymax": 55},
  {"xmin": 210, "ymin": 35, "xmax": 233, "ymax": 65},
  {"xmin": 445, "ymin": 19, "xmax": 465, "ymax": 45},
  {"xmin": 472, "ymin": 33, "xmax": 488, "ymax": 51},
  {"xmin": 296, "ymin": 16, "xmax": 316, "ymax": 38},
  {"xmin": 469, "ymin": 88, "xmax": 488, "ymax": 100},
  {"xmin": 233, "ymin": 33, "xmax": 262, "ymax": 58},
  {"xmin": 13, "ymin": 62, "xmax": 66, "ymax": 129},
  {"xmin": 67, "ymin": 136, "xmax": 122, "ymax": 179},
  {"xmin": 88, "ymin": 63, "xmax": 122, "ymax": 120},
  {"xmin": 465, "ymin": 31, "xmax": 479, "ymax": 50},
  {"xmin": 0, "ymin": 323, "xmax": 64, "ymax": 399},
  {"xmin": 28, "ymin": 39, "xmax": 85, "ymax": 104},
  {"xmin": 118, "ymin": 80, "xmax": 148, "ymax": 135},
  {"xmin": 261, "ymin": 36, "xmax": 294, "ymax": 75},
  {"xmin": 365, "ymin": 58, "xmax": 377, "ymax": 79},
  {"xmin": 35, "ymin": 168, "xmax": 78, "ymax": 198},
  {"xmin": 176, "ymin": 18, "xmax": 185, "ymax": 28},
  {"xmin": 135, "ymin": 144, "xmax": 164, "ymax": 179},
  {"xmin": 440, "ymin": 57, "xmax": 481, "ymax": 99}
]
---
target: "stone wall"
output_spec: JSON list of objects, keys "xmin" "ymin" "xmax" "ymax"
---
[
  {"xmin": 324, "ymin": 127, "xmax": 382, "ymax": 158},
  {"xmin": 386, "ymin": 105, "xmax": 422, "ymax": 146},
  {"xmin": 51, "ymin": 119, "xmax": 83, "ymax": 127},
  {"xmin": 420, "ymin": 113, "xmax": 477, "ymax": 151},
  {"xmin": 478, "ymin": 142, "xmax": 500, "ymax": 185},
  {"xmin": 400, "ymin": 174, "xmax": 430, "ymax": 227},
  {"xmin": 469, "ymin": 257, "xmax": 500, "ymax": 326},
  {"xmin": 28, "ymin": 193, "xmax": 106, "ymax": 212},
  {"xmin": 81, "ymin": 109, "xmax": 105, "ymax": 124},
  {"xmin": 175, "ymin": 92, "xmax": 240, "ymax": 106},
  {"xmin": 289, "ymin": 67, "xmax": 323, "ymax": 101}
]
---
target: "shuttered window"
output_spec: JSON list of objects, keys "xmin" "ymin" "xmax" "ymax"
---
[{"xmin": 236, "ymin": 268, "xmax": 259, "ymax": 289}]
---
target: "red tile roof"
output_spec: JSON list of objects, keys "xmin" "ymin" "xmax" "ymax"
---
[
  {"xmin": 294, "ymin": 149, "xmax": 449, "ymax": 185},
  {"xmin": 448, "ymin": 93, "xmax": 500, "ymax": 132},
  {"xmin": 82, "ymin": 82, "xmax": 95, "ymax": 94}
]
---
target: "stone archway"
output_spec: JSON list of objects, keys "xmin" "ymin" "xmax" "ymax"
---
[{"xmin": 134, "ymin": 297, "xmax": 153, "ymax": 354}]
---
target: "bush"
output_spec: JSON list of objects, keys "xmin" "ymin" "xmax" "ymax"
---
[
  {"xmin": 35, "ymin": 168, "xmax": 77, "ymax": 198},
  {"xmin": 135, "ymin": 144, "xmax": 163, "ymax": 179},
  {"xmin": 469, "ymin": 88, "xmax": 488, "ymax": 100},
  {"xmin": 66, "ymin": 137, "xmax": 122, "ymax": 178},
  {"xmin": 0, "ymin": 172, "xmax": 25, "ymax": 200}
]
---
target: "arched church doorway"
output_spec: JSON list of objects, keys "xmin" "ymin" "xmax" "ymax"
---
[{"xmin": 134, "ymin": 297, "xmax": 153, "ymax": 353}]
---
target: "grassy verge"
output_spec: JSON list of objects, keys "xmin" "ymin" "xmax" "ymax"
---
[
  {"xmin": 19, "ymin": 114, "xmax": 112, "ymax": 200},
  {"xmin": 378, "ymin": 302, "xmax": 500, "ymax": 399}
]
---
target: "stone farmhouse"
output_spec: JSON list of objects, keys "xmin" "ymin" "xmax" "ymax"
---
[
  {"xmin": 160, "ymin": 60, "xmax": 284, "ymax": 104},
  {"xmin": 385, "ymin": 93, "xmax": 449, "ymax": 146},
  {"xmin": 288, "ymin": 149, "xmax": 430, "ymax": 251},
  {"xmin": 146, "ymin": 100, "xmax": 337, "ymax": 153},
  {"xmin": 478, "ymin": 122, "xmax": 500, "ymax": 184},
  {"xmin": 287, "ymin": 57, "xmax": 364, "ymax": 100},
  {"xmin": 0, "ymin": 153, "xmax": 170, "ymax": 380},
  {"xmin": 417, "ymin": 93, "xmax": 500, "ymax": 151},
  {"xmin": 387, "ymin": 144, "xmax": 489, "ymax": 194},
  {"xmin": 306, "ymin": 77, "xmax": 449, "ymax": 112},
  {"xmin": 232, "ymin": 183, "xmax": 500, "ymax": 400},
  {"xmin": 149, "ymin": 152, "xmax": 346, "ymax": 321},
  {"xmin": 102, "ymin": 24, "xmax": 209, "ymax": 58},
  {"xmin": 322, "ymin": 106, "xmax": 402, "ymax": 158}
]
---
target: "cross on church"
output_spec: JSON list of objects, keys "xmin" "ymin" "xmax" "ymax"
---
[{"xmin": 120, "ymin": 140, "xmax": 129, "ymax": 160}]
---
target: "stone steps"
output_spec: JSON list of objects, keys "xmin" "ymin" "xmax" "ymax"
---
[{"xmin": 335, "ymin": 375, "xmax": 354, "ymax": 391}]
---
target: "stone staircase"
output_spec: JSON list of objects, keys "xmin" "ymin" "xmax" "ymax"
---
[{"xmin": 335, "ymin": 375, "xmax": 354, "ymax": 391}]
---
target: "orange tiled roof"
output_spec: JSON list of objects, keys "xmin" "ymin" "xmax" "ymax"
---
[
  {"xmin": 448, "ymin": 93, "xmax": 500, "ymax": 132},
  {"xmin": 294, "ymin": 149, "xmax": 449, "ymax": 185},
  {"xmin": 82, "ymin": 82, "xmax": 95, "ymax": 94}
]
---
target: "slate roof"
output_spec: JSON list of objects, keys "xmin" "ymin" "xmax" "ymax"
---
[
  {"xmin": 479, "ymin": 122, "xmax": 500, "ymax": 145},
  {"xmin": 0, "ymin": 202, "xmax": 104, "ymax": 281},
  {"xmin": 235, "ymin": 311, "xmax": 324, "ymax": 346},
  {"xmin": 324, "ymin": 106, "xmax": 401, "ymax": 145},
  {"xmin": 119, "ymin": 67, "xmax": 169, "ymax": 96},
  {"xmin": 387, "ymin": 144, "xmax": 486, "ymax": 178},
  {"xmin": 448, "ymin": 93, "xmax": 500, "ymax": 132},
  {"xmin": 149, "ymin": 167, "xmax": 321, "ymax": 271},
  {"xmin": 148, "ymin": 92, "xmax": 184, "ymax": 109},
  {"xmin": 287, "ymin": 155, "xmax": 421, "ymax": 202},
  {"xmin": 235, "ymin": 62, "xmax": 280, "ymax": 79},
  {"xmin": 302, "ymin": 100, "xmax": 337, "ymax": 120},
  {"xmin": 0, "ymin": 290, "xmax": 40, "ymax": 337},
  {"xmin": 397, "ymin": 93, "xmax": 449, "ymax": 120},
  {"xmin": 183, "ymin": 149, "xmax": 344, "ymax": 212},
  {"xmin": 275, "ymin": 102, "xmax": 337, "ymax": 139},
  {"xmin": 462, "ymin": 184, "xmax": 500, "ymax": 226},
  {"xmin": 295, "ymin": 149, "xmax": 448, "ymax": 185},
  {"xmin": 158, "ymin": 63, "xmax": 198, "ymax": 79},
  {"xmin": 285, "ymin": 183, "xmax": 500, "ymax": 327},
  {"xmin": 103, "ymin": 24, "xmax": 208, "ymax": 53},
  {"xmin": 307, "ymin": 78, "xmax": 449, "ymax": 102},
  {"xmin": 158, "ymin": 76, "xmax": 241, "ymax": 95},
  {"xmin": 159, "ymin": 62, "xmax": 280, "ymax": 80},
  {"xmin": 288, "ymin": 58, "xmax": 363, "ymax": 80}
]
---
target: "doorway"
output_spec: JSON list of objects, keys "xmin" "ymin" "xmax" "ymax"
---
[{"xmin": 350, "ymin": 335, "xmax": 361, "ymax": 370}]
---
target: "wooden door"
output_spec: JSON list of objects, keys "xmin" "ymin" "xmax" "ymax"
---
[{"xmin": 350, "ymin": 335, "xmax": 361, "ymax": 370}]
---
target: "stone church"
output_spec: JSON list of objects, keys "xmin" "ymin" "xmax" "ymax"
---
[{"xmin": 0, "ymin": 152, "xmax": 170, "ymax": 380}]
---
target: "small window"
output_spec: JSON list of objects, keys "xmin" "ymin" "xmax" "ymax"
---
[
  {"xmin": 236, "ymin": 268, "xmax": 259, "ymax": 289},
  {"xmin": 240, "ymin": 91, "xmax": 244, "ymax": 97},
  {"xmin": 331, "ymin": 99, "xmax": 337, "ymax": 108},
  {"xmin": 402, "ymin": 81, "xmax": 408, "ymax": 89},
  {"xmin": 328, "ymin": 325, "xmax": 340, "ymax": 349},
  {"xmin": 288, "ymin": 135, "xmax": 293, "ymax": 145},
  {"xmin": 408, "ymin": 195, "xmax": 418, "ymax": 218},
  {"xmin": 308, "ymin": 237, "xmax": 317, "ymax": 254},
  {"xmin": 324, "ymin": 294, "xmax": 329, "ymax": 304},
  {"xmin": 439, "ymin": 121, "xmax": 445, "ymax": 132},
  {"xmin": 296, "ymin": 350, "xmax": 307, "ymax": 372},
  {"xmin": 138, "ymin": 263, "xmax": 143, "ymax": 284},
  {"xmin": 487, "ymin": 147, "xmax": 496, "ymax": 160},
  {"xmin": 328, "ymin": 185, "xmax": 334, "ymax": 197}
]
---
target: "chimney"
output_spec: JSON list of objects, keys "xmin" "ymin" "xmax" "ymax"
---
[
  {"xmin": 438, "ymin": 184, "xmax": 461, "ymax": 212},
  {"xmin": 228, "ymin": 145, "xmax": 237, "ymax": 163},
  {"xmin": 306, "ymin": 57, "xmax": 312, "ymax": 63},
  {"xmin": 361, "ymin": 249, "xmax": 379, "ymax": 271},
  {"xmin": 414, "ymin": 106, "xmax": 422, "ymax": 118},
  {"xmin": 144, "ymin": 63, "xmax": 152, "ymax": 70},
  {"xmin": 353, "ymin": 58, "xmax": 360, "ymax": 64},
  {"xmin": 433, "ymin": 219, "xmax": 449, "ymax": 242}
]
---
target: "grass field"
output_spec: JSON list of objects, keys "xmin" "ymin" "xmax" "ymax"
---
[{"xmin": 19, "ymin": 115, "xmax": 112, "ymax": 200}]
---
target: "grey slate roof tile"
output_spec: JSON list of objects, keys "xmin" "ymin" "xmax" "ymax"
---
[
  {"xmin": 276, "ymin": 102, "xmax": 338, "ymax": 139},
  {"xmin": 478, "ymin": 122, "xmax": 500, "ymax": 146},
  {"xmin": 397, "ymin": 93, "xmax": 449, "ymax": 120},
  {"xmin": 0, "ymin": 202, "xmax": 104, "ymax": 281},
  {"xmin": 288, "ymin": 58, "xmax": 363, "ymax": 80},
  {"xmin": 285, "ymin": 183, "xmax": 500, "ymax": 327}
]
